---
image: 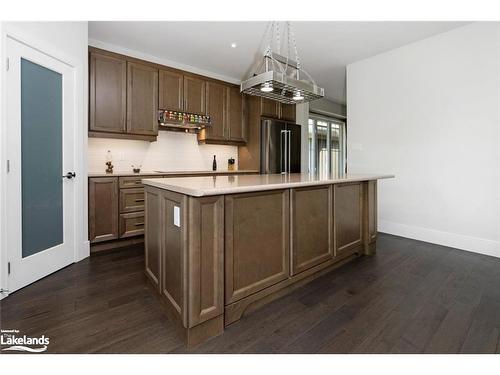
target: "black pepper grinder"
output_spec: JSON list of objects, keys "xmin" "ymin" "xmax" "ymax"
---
[{"xmin": 212, "ymin": 155, "xmax": 217, "ymax": 171}]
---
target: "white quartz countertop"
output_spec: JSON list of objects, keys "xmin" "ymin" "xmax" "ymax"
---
[
  {"xmin": 142, "ymin": 173, "xmax": 395, "ymax": 197},
  {"xmin": 88, "ymin": 170, "xmax": 258, "ymax": 178}
]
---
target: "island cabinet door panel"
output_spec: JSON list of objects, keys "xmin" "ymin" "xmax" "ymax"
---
[
  {"xmin": 188, "ymin": 196, "xmax": 224, "ymax": 327},
  {"xmin": 126, "ymin": 61, "xmax": 159, "ymax": 136},
  {"xmin": 291, "ymin": 185, "xmax": 333, "ymax": 275},
  {"xmin": 334, "ymin": 182, "xmax": 363, "ymax": 256},
  {"xmin": 145, "ymin": 187, "xmax": 161, "ymax": 291},
  {"xmin": 89, "ymin": 177, "xmax": 119, "ymax": 243},
  {"xmin": 205, "ymin": 82, "xmax": 227, "ymax": 141},
  {"xmin": 184, "ymin": 75, "xmax": 206, "ymax": 114},
  {"xmin": 89, "ymin": 52, "xmax": 127, "ymax": 133},
  {"xmin": 158, "ymin": 68, "xmax": 184, "ymax": 111},
  {"xmin": 160, "ymin": 190, "xmax": 188, "ymax": 326},
  {"xmin": 225, "ymin": 190, "xmax": 290, "ymax": 304}
]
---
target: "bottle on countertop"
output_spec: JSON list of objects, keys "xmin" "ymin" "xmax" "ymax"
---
[
  {"xmin": 228, "ymin": 157, "xmax": 235, "ymax": 171},
  {"xmin": 212, "ymin": 155, "xmax": 217, "ymax": 171}
]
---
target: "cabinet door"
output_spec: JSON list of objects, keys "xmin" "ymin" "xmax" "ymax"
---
[
  {"xmin": 280, "ymin": 103, "xmax": 296, "ymax": 122},
  {"xmin": 159, "ymin": 69, "xmax": 183, "ymax": 111},
  {"xmin": 261, "ymin": 98, "xmax": 280, "ymax": 118},
  {"xmin": 334, "ymin": 182, "xmax": 363, "ymax": 256},
  {"xmin": 227, "ymin": 87, "xmax": 246, "ymax": 143},
  {"xmin": 225, "ymin": 190, "xmax": 290, "ymax": 304},
  {"xmin": 205, "ymin": 81, "xmax": 227, "ymax": 141},
  {"xmin": 126, "ymin": 61, "xmax": 159, "ymax": 136},
  {"xmin": 89, "ymin": 177, "xmax": 119, "ymax": 243},
  {"xmin": 291, "ymin": 185, "xmax": 332, "ymax": 275},
  {"xmin": 184, "ymin": 75, "xmax": 205, "ymax": 114},
  {"xmin": 89, "ymin": 52, "xmax": 126, "ymax": 133}
]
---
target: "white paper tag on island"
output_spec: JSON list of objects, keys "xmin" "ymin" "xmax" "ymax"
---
[{"xmin": 174, "ymin": 205, "xmax": 180, "ymax": 227}]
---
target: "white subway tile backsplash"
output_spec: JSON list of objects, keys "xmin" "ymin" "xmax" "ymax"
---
[{"xmin": 88, "ymin": 131, "xmax": 239, "ymax": 174}]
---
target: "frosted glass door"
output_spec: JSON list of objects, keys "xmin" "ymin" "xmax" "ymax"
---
[
  {"xmin": 21, "ymin": 58, "xmax": 63, "ymax": 258},
  {"xmin": 6, "ymin": 36, "xmax": 75, "ymax": 294}
]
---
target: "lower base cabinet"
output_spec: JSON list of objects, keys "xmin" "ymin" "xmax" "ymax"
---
[{"xmin": 89, "ymin": 177, "xmax": 119, "ymax": 243}]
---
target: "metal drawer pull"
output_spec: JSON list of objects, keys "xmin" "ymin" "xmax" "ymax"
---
[
  {"xmin": 134, "ymin": 222, "xmax": 144, "ymax": 227},
  {"xmin": 134, "ymin": 199, "xmax": 145, "ymax": 202}
]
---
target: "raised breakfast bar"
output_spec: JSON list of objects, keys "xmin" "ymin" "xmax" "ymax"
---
[{"xmin": 142, "ymin": 173, "xmax": 393, "ymax": 347}]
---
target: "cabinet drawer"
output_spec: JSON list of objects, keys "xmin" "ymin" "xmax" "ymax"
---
[
  {"xmin": 119, "ymin": 175, "xmax": 158, "ymax": 188},
  {"xmin": 119, "ymin": 212, "xmax": 145, "ymax": 238},
  {"xmin": 120, "ymin": 188, "xmax": 145, "ymax": 213}
]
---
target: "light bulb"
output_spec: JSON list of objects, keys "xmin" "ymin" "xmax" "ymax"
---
[
  {"xmin": 260, "ymin": 82, "xmax": 274, "ymax": 93},
  {"xmin": 293, "ymin": 90, "xmax": 304, "ymax": 101}
]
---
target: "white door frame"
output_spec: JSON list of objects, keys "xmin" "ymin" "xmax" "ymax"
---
[{"xmin": 0, "ymin": 27, "xmax": 88, "ymax": 298}]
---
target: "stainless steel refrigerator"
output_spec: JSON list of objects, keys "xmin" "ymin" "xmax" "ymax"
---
[{"xmin": 260, "ymin": 119, "xmax": 301, "ymax": 174}]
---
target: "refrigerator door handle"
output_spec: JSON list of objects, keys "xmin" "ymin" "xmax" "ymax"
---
[
  {"xmin": 280, "ymin": 129, "xmax": 287, "ymax": 174},
  {"xmin": 287, "ymin": 130, "xmax": 291, "ymax": 173}
]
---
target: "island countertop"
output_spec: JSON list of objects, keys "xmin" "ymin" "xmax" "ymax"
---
[{"xmin": 142, "ymin": 173, "xmax": 394, "ymax": 197}]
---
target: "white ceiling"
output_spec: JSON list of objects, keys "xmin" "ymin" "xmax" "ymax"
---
[{"xmin": 89, "ymin": 21, "xmax": 468, "ymax": 104}]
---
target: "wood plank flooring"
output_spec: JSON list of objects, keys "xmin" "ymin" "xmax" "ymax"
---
[{"xmin": 2, "ymin": 233, "xmax": 500, "ymax": 354}]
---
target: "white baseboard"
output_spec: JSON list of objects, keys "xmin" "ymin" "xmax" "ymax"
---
[
  {"xmin": 76, "ymin": 240, "xmax": 90, "ymax": 262},
  {"xmin": 379, "ymin": 219, "xmax": 500, "ymax": 259}
]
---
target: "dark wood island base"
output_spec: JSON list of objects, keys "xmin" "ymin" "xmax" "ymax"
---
[{"xmin": 144, "ymin": 177, "xmax": 383, "ymax": 348}]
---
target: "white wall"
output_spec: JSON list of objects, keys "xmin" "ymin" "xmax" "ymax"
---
[
  {"xmin": 88, "ymin": 132, "xmax": 239, "ymax": 173},
  {"xmin": 0, "ymin": 22, "xmax": 88, "ymax": 297},
  {"xmin": 347, "ymin": 22, "xmax": 500, "ymax": 257}
]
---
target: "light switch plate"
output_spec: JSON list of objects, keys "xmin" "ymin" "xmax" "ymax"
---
[{"xmin": 174, "ymin": 206, "xmax": 180, "ymax": 227}]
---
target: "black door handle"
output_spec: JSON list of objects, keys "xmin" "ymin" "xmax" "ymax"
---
[{"xmin": 63, "ymin": 172, "xmax": 76, "ymax": 179}]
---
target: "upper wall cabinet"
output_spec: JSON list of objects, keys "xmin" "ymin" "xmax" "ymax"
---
[
  {"xmin": 280, "ymin": 103, "xmax": 296, "ymax": 122},
  {"xmin": 89, "ymin": 48, "xmax": 159, "ymax": 141},
  {"xmin": 261, "ymin": 98, "xmax": 296, "ymax": 122},
  {"xmin": 261, "ymin": 98, "xmax": 280, "ymax": 119},
  {"xmin": 197, "ymin": 85, "xmax": 247, "ymax": 145},
  {"xmin": 204, "ymin": 81, "xmax": 227, "ymax": 141},
  {"xmin": 127, "ymin": 62, "xmax": 159, "ymax": 136},
  {"xmin": 227, "ymin": 86, "xmax": 246, "ymax": 143},
  {"xmin": 89, "ymin": 52, "xmax": 127, "ymax": 134},
  {"xmin": 89, "ymin": 47, "xmax": 247, "ymax": 145},
  {"xmin": 184, "ymin": 75, "xmax": 206, "ymax": 114},
  {"xmin": 159, "ymin": 69, "xmax": 183, "ymax": 112}
]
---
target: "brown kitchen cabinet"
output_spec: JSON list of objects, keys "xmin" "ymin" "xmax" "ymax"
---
[
  {"xmin": 260, "ymin": 98, "xmax": 295, "ymax": 122},
  {"xmin": 227, "ymin": 86, "xmax": 247, "ymax": 143},
  {"xmin": 204, "ymin": 81, "xmax": 227, "ymax": 141},
  {"xmin": 184, "ymin": 75, "xmax": 206, "ymax": 114},
  {"xmin": 127, "ymin": 61, "xmax": 159, "ymax": 136},
  {"xmin": 89, "ymin": 48, "xmax": 158, "ymax": 142},
  {"xmin": 89, "ymin": 52, "xmax": 127, "ymax": 134},
  {"xmin": 158, "ymin": 68, "xmax": 184, "ymax": 111},
  {"xmin": 290, "ymin": 185, "xmax": 333, "ymax": 275},
  {"xmin": 198, "ymin": 84, "xmax": 247, "ymax": 145},
  {"xmin": 89, "ymin": 177, "xmax": 119, "ymax": 243},
  {"xmin": 261, "ymin": 98, "xmax": 280, "ymax": 118},
  {"xmin": 334, "ymin": 182, "xmax": 363, "ymax": 256},
  {"xmin": 225, "ymin": 189, "xmax": 290, "ymax": 304},
  {"xmin": 280, "ymin": 103, "xmax": 296, "ymax": 122}
]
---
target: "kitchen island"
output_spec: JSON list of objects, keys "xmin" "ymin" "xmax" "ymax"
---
[{"xmin": 142, "ymin": 173, "xmax": 393, "ymax": 347}]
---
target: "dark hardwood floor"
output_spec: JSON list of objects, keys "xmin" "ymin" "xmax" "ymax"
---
[{"xmin": 2, "ymin": 233, "xmax": 500, "ymax": 354}]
